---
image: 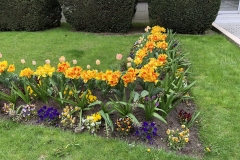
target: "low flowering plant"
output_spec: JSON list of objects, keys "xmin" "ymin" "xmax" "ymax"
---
[
  {"xmin": 19, "ymin": 104, "xmax": 36, "ymax": 121},
  {"xmin": 178, "ymin": 110, "xmax": 200, "ymax": 128},
  {"xmin": 12, "ymin": 104, "xmax": 36, "ymax": 122},
  {"xmin": 2, "ymin": 102, "xmax": 15, "ymax": 115},
  {"xmin": 134, "ymin": 121, "xmax": 158, "ymax": 144},
  {"xmin": 166, "ymin": 125, "xmax": 190, "ymax": 150},
  {"xmin": 37, "ymin": 106, "xmax": 60, "ymax": 125},
  {"xmin": 178, "ymin": 110, "xmax": 192, "ymax": 125},
  {"xmin": 115, "ymin": 116, "xmax": 134, "ymax": 136},
  {"xmin": 60, "ymin": 105, "xmax": 80, "ymax": 128},
  {"xmin": 82, "ymin": 112, "xmax": 102, "ymax": 134}
]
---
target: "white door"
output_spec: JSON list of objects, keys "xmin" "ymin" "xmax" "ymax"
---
[{"xmin": 219, "ymin": 0, "xmax": 240, "ymax": 14}]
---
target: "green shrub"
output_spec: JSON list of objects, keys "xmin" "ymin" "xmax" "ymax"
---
[
  {"xmin": 60, "ymin": 0, "xmax": 137, "ymax": 33},
  {"xmin": 0, "ymin": 0, "xmax": 62, "ymax": 31},
  {"xmin": 148, "ymin": 0, "xmax": 221, "ymax": 34}
]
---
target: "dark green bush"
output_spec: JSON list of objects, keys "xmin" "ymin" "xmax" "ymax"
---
[
  {"xmin": 0, "ymin": 0, "xmax": 62, "ymax": 31},
  {"xmin": 148, "ymin": 0, "xmax": 221, "ymax": 34},
  {"xmin": 60, "ymin": 0, "xmax": 137, "ymax": 33}
]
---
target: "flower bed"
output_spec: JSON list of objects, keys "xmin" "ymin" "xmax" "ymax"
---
[{"xmin": 0, "ymin": 26, "xmax": 203, "ymax": 156}]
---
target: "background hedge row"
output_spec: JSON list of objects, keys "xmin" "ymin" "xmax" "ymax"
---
[
  {"xmin": 0, "ymin": 0, "xmax": 221, "ymax": 34},
  {"xmin": 59, "ymin": 0, "xmax": 137, "ymax": 33},
  {"xmin": 148, "ymin": 0, "xmax": 221, "ymax": 34},
  {"xmin": 0, "ymin": 0, "xmax": 62, "ymax": 31}
]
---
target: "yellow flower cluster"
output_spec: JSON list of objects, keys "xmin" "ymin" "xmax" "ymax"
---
[
  {"xmin": 133, "ymin": 48, "xmax": 148, "ymax": 65},
  {"xmin": 0, "ymin": 61, "xmax": 8, "ymax": 73},
  {"xmin": 19, "ymin": 68, "xmax": 34, "ymax": 78},
  {"xmin": 166, "ymin": 125, "xmax": 190, "ymax": 150},
  {"xmin": 7, "ymin": 64, "xmax": 15, "ymax": 72},
  {"xmin": 134, "ymin": 25, "xmax": 168, "ymax": 66},
  {"xmin": 60, "ymin": 106, "xmax": 80, "ymax": 128},
  {"xmin": 27, "ymin": 85, "xmax": 36, "ymax": 97},
  {"xmin": 34, "ymin": 64, "xmax": 55, "ymax": 77},
  {"xmin": 175, "ymin": 68, "xmax": 184, "ymax": 78},
  {"xmin": 80, "ymin": 69, "xmax": 98, "ymax": 83},
  {"xmin": 2, "ymin": 103, "xmax": 14, "ymax": 114},
  {"xmin": 121, "ymin": 67, "xmax": 139, "ymax": 87},
  {"xmin": 79, "ymin": 90, "xmax": 97, "ymax": 104},
  {"xmin": 86, "ymin": 112, "xmax": 101, "ymax": 123}
]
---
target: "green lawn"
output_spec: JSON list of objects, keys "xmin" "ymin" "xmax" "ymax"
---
[{"xmin": 0, "ymin": 23, "xmax": 240, "ymax": 160}]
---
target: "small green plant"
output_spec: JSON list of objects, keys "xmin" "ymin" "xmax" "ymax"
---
[
  {"xmin": 0, "ymin": 88, "xmax": 18, "ymax": 109},
  {"xmin": 11, "ymin": 80, "xmax": 32, "ymax": 104},
  {"xmin": 138, "ymin": 90, "xmax": 167, "ymax": 123},
  {"xmin": 26, "ymin": 76, "xmax": 51, "ymax": 103},
  {"xmin": 166, "ymin": 125, "xmax": 190, "ymax": 150},
  {"xmin": 115, "ymin": 116, "xmax": 134, "ymax": 136},
  {"xmin": 109, "ymin": 89, "xmax": 140, "ymax": 123},
  {"xmin": 88, "ymin": 100, "xmax": 114, "ymax": 134}
]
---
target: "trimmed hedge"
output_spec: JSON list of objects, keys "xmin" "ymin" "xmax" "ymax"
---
[
  {"xmin": 148, "ymin": 0, "xmax": 221, "ymax": 34},
  {"xmin": 0, "ymin": 0, "xmax": 62, "ymax": 31},
  {"xmin": 60, "ymin": 0, "xmax": 137, "ymax": 33}
]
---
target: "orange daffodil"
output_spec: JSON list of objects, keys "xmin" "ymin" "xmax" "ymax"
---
[
  {"xmin": 133, "ymin": 25, "xmax": 169, "ymax": 66},
  {"xmin": 121, "ymin": 67, "xmax": 138, "ymax": 87},
  {"xmin": 96, "ymin": 70, "xmax": 121, "ymax": 87},
  {"xmin": 138, "ymin": 64, "xmax": 159, "ymax": 84},
  {"xmin": 57, "ymin": 62, "xmax": 70, "ymax": 74},
  {"xmin": 65, "ymin": 66, "xmax": 82, "ymax": 79}
]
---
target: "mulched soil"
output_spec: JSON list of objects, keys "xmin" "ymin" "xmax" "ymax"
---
[{"xmin": 0, "ymin": 83, "xmax": 204, "ymax": 159}]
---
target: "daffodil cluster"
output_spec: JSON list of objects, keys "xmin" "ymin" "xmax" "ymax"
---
[
  {"xmin": 166, "ymin": 125, "xmax": 190, "ymax": 150},
  {"xmin": 121, "ymin": 67, "xmax": 138, "ymax": 87},
  {"xmin": 96, "ymin": 70, "xmax": 122, "ymax": 87},
  {"xmin": 82, "ymin": 112, "xmax": 102, "ymax": 134},
  {"xmin": 19, "ymin": 68, "xmax": 34, "ymax": 78},
  {"xmin": 34, "ymin": 64, "xmax": 55, "ymax": 78},
  {"xmin": 60, "ymin": 106, "xmax": 80, "ymax": 128},
  {"xmin": 79, "ymin": 90, "xmax": 97, "ymax": 104},
  {"xmin": 133, "ymin": 26, "xmax": 168, "ymax": 66}
]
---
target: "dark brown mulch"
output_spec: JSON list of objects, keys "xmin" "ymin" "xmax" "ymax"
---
[{"xmin": 0, "ymin": 83, "xmax": 204, "ymax": 159}]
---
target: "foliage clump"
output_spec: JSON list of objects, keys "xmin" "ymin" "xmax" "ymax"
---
[
  {"xmin": 59, "ymin": 0, "xmax": 137, "ymax": 33},
  {"xmin": 148, "ymin": 0, "xmax": 221, "ymax": 34},
  {"xmin": 0, "ymin": 0, "xmax": 62, "ymax": 31}
]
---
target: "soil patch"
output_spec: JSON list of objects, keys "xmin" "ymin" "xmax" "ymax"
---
[{"xmin": 0, "ymin": 84, "xmax": 204, "ymax": 159}]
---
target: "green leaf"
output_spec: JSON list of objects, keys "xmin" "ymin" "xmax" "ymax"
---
[
  {"xmin": 127, "ymin": 113, "xmax": 139, "ymax": 124},
  {"xmin": 153, "ymin": 112, "xmax": 167, "ymax": 124}
]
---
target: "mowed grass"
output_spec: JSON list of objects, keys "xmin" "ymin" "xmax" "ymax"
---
[
  {"xmin": 177, "ymin": 31, "xmax": 240, "ymax": 160},
  {"xmin": 0, "ymin": 119, "xmax": 194, "ymax": 160},
  {"xmin": 0, "ymin": 23, "xmax": 140, "ymax": 72},
  {"xmin": 0, "ymin": 23, "xmax": 240, "ymax": 159}
]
